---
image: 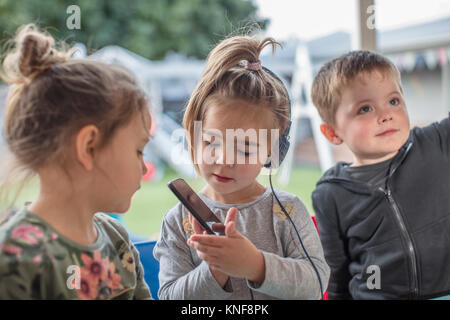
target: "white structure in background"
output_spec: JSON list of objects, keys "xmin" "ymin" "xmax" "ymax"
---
[
  {"xmin": 86, "ymin": 45, "xmax": 200, "ymax": 178},
  {"xmin": 278, "ymin": 42, "xmax": 334, "ymax": 186},
  {"xmin": 72, "ymin": 41, "xmax": 332, "ymax": 184},
  {"xmin": 80, "ymin": 43, "xmax": 330, "ymax": 184},
  {"xmin": 65, "ymin": 13, "xmax": 450, "ymax": 185}
]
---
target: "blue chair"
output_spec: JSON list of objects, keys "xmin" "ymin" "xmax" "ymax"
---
[{"xmin": 134, "ymin": 240, "xmax": 160, "ymax": 300}]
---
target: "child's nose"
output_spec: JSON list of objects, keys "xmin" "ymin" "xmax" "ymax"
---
[
  {"xmin": 215, "ymin": 148, "xmax": 234, "ymax": 167},
  {"xmin": 378, "ymin": 107, "xmax": 393, "ymax": 124},
  {"xmin": 216, "ymin": 149, "xmax": 227, "ymax": 164}
]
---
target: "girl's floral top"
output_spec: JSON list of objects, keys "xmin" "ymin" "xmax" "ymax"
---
[{"xmin": 0, "ymin": 208, "xmax": 151, "ymax": 300}]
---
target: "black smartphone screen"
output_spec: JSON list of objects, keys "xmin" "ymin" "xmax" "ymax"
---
[{"xmin": 168, "ymin": 178, "xmax": 222, "ymax": 235}]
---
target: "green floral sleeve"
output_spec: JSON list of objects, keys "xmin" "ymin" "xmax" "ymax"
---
[
  {"xmin": 0, "ymin": 209, "xmax": 152, "ymax": 300},
  {"xmin": 0, "ymin": 256, "xmax": 45, "ymax": 299},
  {"xmin": 0, "ymin": 225, "xmax": 76, "ymax": 299}
]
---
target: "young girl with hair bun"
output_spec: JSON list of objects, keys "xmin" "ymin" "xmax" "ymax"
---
[
  {"xmin": 0, "ymin": 24, "xmax": 152, "ymax": 299},
  {"xmin": 154, "ymin": 35, "xmax": 329, "ymax": 300}
]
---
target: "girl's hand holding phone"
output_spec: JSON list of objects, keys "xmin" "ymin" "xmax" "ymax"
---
[
  {"xmin": 187, "ymin": 211, "xmax": 229, "ymax": 287},
  {"xmin": 187, "ymin": 207, "xmax": 266, "ymax": 286}
]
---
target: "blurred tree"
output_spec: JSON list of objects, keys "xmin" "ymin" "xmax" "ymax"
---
[{"xmin": 0, "ymin": 0, "xmax": 267, "ymax": 60}]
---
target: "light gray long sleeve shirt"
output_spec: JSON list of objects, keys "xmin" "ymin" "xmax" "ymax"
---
[{"xmin": 154, "ymin": 187, "xmax": 330, "ymax": 300}]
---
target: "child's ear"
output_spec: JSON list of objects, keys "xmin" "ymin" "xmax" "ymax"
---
[
  {"xmin": 320, "ymin": 123, "xmax": 343, "ymax": 145},
  {"xmin": 75, "ymin": 125, "xmax": 100, "ymax": 171}
]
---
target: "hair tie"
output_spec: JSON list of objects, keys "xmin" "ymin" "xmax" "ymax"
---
[{"xmin": 245, "ymin": 60, "xmax": 262, "ymax": 71}]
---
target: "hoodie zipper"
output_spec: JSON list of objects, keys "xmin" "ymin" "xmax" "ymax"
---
[
  {"xmin": 382, "ymin": 185, "xmax": 419, "ymax": 298},
  {"xmin": 319, "ymin": 139, "xmax": 418, "ymax": 298}
]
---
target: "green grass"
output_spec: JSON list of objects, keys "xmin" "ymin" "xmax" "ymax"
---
[
  {"xmin": 122, "ymin": 169, "xmax": 206, "ymax": 238},
  {"xmin": 8, "ymin": 166, "xmax": 322, "ymax": 238}
]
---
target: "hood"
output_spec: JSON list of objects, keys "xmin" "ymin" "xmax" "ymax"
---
[{"xmin": 316, "ymin": 132, "xmax": 414, "ymax": 195}]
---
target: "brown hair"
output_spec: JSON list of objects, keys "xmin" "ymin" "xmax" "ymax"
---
[
  {"xmin": 311, "ymin": 50, "xmax": 402, "ymax": 126},
  {"xmin": 183, "ymin": 35, "xmax": 291, "ymax": 171},
  {"xmin": 0, "ymin": 24, "xmax": 149, "ymax": 215}
]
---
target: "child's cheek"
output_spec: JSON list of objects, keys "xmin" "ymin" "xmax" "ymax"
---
[
  {"xmin": 353, "ymin": 119, "xmax": 371, "ymax": 137},
  {"xmin": 237, "ymin": 164, "xmax": 262, "ymax": 179}
]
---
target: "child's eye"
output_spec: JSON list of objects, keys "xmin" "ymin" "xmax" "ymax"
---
[
  {"xmin": 358, "ymin": 105, "xmax": 372, "ymax": 114},
  {"xmin": 390, "ymin": 98, "xmax": 400, "ymax": 106},
  {"xmin": 137, "ymin": 150, "xmax": 144, "ymax": 157}
]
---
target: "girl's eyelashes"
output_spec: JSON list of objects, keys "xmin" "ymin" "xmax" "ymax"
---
[
  {"xmin": 203, "ymin": 140, "xmax": 221, "ymax": 148},
  {"xmin": 237, "ymin": 149, "xmax": 252, "ymax": 157},
  {"xmin": 204, "ymin": 141, "xmax": 255, "ymax": 157}
]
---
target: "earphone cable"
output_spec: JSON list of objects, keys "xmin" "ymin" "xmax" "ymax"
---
[{"xmin": 269, "ymin": 168, "xmax": 324, "ymax": 300}]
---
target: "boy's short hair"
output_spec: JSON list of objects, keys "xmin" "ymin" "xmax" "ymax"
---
[{"xmin": 311, "ymin": 50, "xmax": 402, "ymax": 126}]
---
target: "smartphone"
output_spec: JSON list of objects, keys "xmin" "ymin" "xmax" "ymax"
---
[{"xmin": 168, "ymin": 178, "xmax": 223, "ymax": 235}]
